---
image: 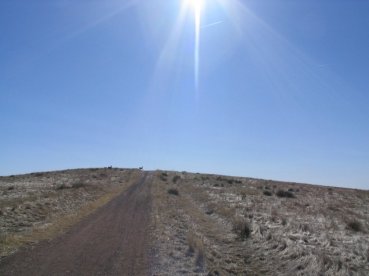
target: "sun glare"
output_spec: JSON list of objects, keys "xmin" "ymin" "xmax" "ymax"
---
[
  {"xmin": 186, "ymin": 0, "xmax": 204, "ymax": 13},
  {"xmin": 183, "ymin": 0, "xmax": 205, "ymax": 90}
]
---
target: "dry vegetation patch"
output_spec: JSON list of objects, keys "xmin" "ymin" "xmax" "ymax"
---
[
  {"xmin": 151, "ymin": 171, "xmax": 369, "ymax": 275},
  {"xmin": 0, "ymin": 168, "xmax": 140, "ymax": 258}
]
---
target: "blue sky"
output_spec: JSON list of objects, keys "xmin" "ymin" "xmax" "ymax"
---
[{"xmin": 1, "ymin": 0, "xmax": 368, "ymax": 189}]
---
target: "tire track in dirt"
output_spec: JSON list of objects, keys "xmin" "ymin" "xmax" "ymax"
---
[{"xmin": 0, "ymin": 172, "xmax": 152, "ymax": 276}]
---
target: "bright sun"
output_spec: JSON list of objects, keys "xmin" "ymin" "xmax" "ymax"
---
[{"xmin": 186, "ymin": 0, "xmax": 204, "ymax": 13}]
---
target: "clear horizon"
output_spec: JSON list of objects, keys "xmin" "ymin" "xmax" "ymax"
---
[
  {"xmin": 1, "ymin": 166, "xmax": 368, "ymax": 191},
  {"xmin": 1, "ymin": 0, "xmax": 369, "ymax": 189}
]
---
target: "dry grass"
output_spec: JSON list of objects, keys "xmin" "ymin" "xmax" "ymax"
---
[
  {"xmin": 0, "ymin": 168, "xmax": 140, "ymax": 258},
  {"xmin": 1, "ymin": 190, "xmax": 120, "ymax": 255},
  {"xmin": 232, "ymin": 216, "xmax": 251, "ymax": 240},
  {"xmin": 151, "ymin": 170, "xmax": 369, "ymax": 275},
  {"xmin": 187, "ymin": 231, "xmax": 204, "ymax": 257}
]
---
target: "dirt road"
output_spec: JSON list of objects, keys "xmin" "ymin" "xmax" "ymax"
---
[{"xmin": 0, "ymin": 172, "xmax": 152, "ymax": 276}]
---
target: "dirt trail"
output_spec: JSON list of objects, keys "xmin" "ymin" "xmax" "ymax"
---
[{"xmin": 0, "ymin": 172, "xmax": 152, "ymax": 276}]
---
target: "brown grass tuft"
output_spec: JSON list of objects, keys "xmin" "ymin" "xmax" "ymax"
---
[{"xmin": 232, "ymin": 217, "xmax": 251, "ymax": 240}]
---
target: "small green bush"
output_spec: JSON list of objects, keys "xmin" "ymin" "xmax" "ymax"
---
[{"xmin": 263, "ymin": 190, "xmax": 273, "ymax": 196}]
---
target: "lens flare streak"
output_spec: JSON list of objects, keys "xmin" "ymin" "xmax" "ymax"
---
[{"xmin": 194, "ymin": 0, "xmax": 202, "ymax": 90}]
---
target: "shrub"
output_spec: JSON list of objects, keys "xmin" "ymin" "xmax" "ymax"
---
[
  {"xmin": 263, "ymin": 190, "xmax": 272, "ymax": 196},
  {"xmin": 33, "ymin": 173, "xmax": 44, "ymax": 177},
  {"xmin": 347, "ymin": 220, "xmax": 362, "ymax": 232},
  {"xmin": 56, "ymin": 183, "xmax": 68, "ymax": 190},
  {"xmin": 205, "ymin": 209, "xmax": 214, "ymax": 215},
  {"xmin": 233, "ymin": 218, "xmax": 251, "ymax": 240},
  {"xmin": 276, "ymin": 190, "xmax": 295, "ymax": 198},
  {"xmin": 160, "ymin": 172, "xmax": 168, "ymax": 182},
  {"xmin": 187, "ymin": 232, "xmax": 205, "ymax": 270},
  {"xmin": 72, "ymin": 181, "xmax": 86, "ymax": 189},
  {"xmin": 172, "ymin": 175, "xmax": 181, "ymax": 183},
  {"xmin": 56, "ymin": 181, "xmax": 85, "ymax": 190},
  {"xmin": 167, "ymin": 188, "xmax": 179, "ymax": 196}
]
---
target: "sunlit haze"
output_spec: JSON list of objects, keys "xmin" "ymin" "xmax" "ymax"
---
[{"xmin": 1, "ymin": 0, "xmax": 369, "ymax": 189}]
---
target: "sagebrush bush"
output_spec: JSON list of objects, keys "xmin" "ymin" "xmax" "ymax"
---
[
  {"xmin": 276, "ymin": 190, "xmax": 294, "ymax": 198},
  {"xmin": 172, "ymin": 175, "xmax": 181, "ymax": 183},
  {"xmin": 263, "ymin": 190, "xmax": 273, "ymax": 196},
  {"xmin": 167, "ymin": 188, "xmax": 179, "ymax": 196},
  {"xmin": 347, "ymin": 220, "xmax": 362, "ymax": 232},
  {"xmin": 233, "ymin": 218, "xmax": 251, "ymax": 240},
  {"xmin": 72, "ymin": 181, "xmax": 86, "ymax": 189},
  {"xmin": 56, "ymin": 183, "xmax": 68, "ymax": 190}
]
